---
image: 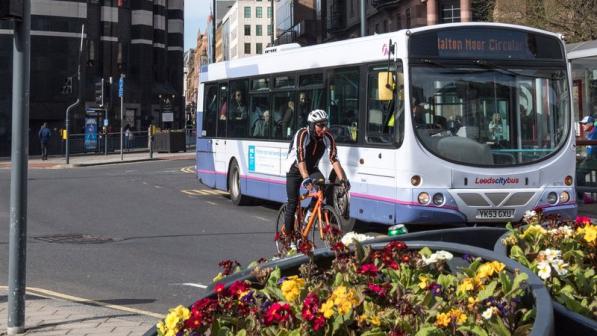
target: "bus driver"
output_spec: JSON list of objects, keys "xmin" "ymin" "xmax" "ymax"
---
[{"xmin": 281, "ymin": 109, "xmax": 350, "ymax": 238}]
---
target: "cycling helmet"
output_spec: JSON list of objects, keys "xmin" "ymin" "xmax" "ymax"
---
[{"xmin": 307, "ymin": 109, "xmax": 328, "ymax": 124}]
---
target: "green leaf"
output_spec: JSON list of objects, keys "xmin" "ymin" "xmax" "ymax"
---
[
  {"xmin": 355, "ymin": 239, "xmax": 366, "ymax": 263},
  {"xmin": 488, "ymin": 317, "xmax": 511, "ymax": 336},
  {"xmin": 477, "ymin": 280, "xmax": 497, "ymax": 302},
  {"xmin": 520, "ymin": 307, "xmax": 536, "ymax": 323},
  {"xmin": 419, "ymin": 247, "xmax": 433, "ymax": 257},
  {"xmin": 513, "ymin": 323, "xmax": 533, "ymax": 336},
  {"xmin": 236, "ymin": 330, "xmax": 247, "ymax": 336},
  {"xmin": 498, "ymin": 270, "xmax": 512, "ymax": 294},
  {"xmin": 414, "ymin": 325, "xmax": 442, "ymax": 336},
  {"xmin": 287, "ymin": 329, "xmax": 301, "ymax": 336},
  {"xmin": 458, "ymin": 325, "xmax": 489, "ymax": 336},
  {"xmin": 557, "ymin": 292, "xmax": 591, "ymax": 316},
  {"xmin": 437, "ymin": 274, "xmax": 456, "ymax": 289},
  {"xmin": 505, "ymin": 272, "xmax": 528, "ymax": 297},
  {"xmin": 361, "ymin": 331, "xmax": 386, "ymax": 336},
  {"xmin": 509, "ymin": 246, "xmax": 531, "ymax": 268}
]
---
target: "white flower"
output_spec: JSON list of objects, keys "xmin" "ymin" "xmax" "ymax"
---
[
  {"xmin": 434, "ymin": 250, "xmax": 453, "ymax": 261},
  {"xmin": 422, "ymin": 251, "xmax": 453, "ymax": 265},
  {"xmin": 523, "ymin": 210, "xmax": 537, "ymax": 222},
  {"xmin": 537, "ymin": 261, "xmax": 552, "ymax": 280},
  {"xmin": 551, "ymin": 259, "xmax": 569, "ymax": 276},
  {"xmin": 422, "ymin": 254, "xmax": 438, "ymax": 265},
  {"xmin": 482, "ymin": 307, "xmax": 496, "ymax": 320},
  {"xmin": 543, "ymin": 249, "xmax": 561, "ymax": 262},
  {"xmin": 558, "ymin": 226, "xmax": 574, "ymax": 238},
  {"xmin": 340, "ymin": 232, "xmax": 374, "ymax": 246}
]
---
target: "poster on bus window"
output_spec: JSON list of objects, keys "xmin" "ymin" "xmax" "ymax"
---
[{"xmin": 248, "ymin": 145, "xmax": 283, "ymax": 176}]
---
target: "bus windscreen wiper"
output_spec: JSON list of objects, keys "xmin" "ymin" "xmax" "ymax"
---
[{"xmin": 471, "ymin": 60, "xmax": 564, "ymax": 80}]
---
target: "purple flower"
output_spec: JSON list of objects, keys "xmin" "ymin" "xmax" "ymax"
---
[{"xmin": 429, "ymin": 283, "xmax": 442, "ymax": 296}]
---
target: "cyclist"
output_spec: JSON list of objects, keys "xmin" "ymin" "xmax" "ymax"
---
[{"xmin": 282, "ymin": 109, "xmax": 350, "ymax": 238}]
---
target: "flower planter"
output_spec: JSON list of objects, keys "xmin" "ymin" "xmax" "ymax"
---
[
  {"xmin": 494, "ymin": 231, "xmax": 597, "ymax": 335},
  {"xmin": 145, "ymin": 240, "xmax": 553, "ymax": 336}
]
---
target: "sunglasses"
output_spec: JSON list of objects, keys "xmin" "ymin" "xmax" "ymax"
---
[{"xmin": 315, "ymin": 123, "xmax": 328, "ymax": 129}]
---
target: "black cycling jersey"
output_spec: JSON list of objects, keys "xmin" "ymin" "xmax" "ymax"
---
[{"xmin": 286, "ymin": 127, "xmax": 338, "ymax": 173}]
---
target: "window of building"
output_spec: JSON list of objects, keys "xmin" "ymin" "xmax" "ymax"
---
[
  {"xmin": 267, "ymin": 24, "xmax": 273, "ymax": 36},
  {"xmin": 244, "ymin": 25, "xmax": 251, "ymax": 36},
  {"xmin": 267, "ymin": 6, "xmax": 272, "ymax": 18},
  {"xmin": 256, "ymin": 43, "xmax": 263, "ymax": 54},
  {"xmin": 244, "ymin": 43, "xmax": 251, "ymax": 54},
  {"xmin": 328, "ymin": 67, "xmax": 360, "ymax": 143},
  {"xmin": 256, "ymin": 7, "xmax": 263, "ymax": 18},
  {"xmin": 256, "ymin": 25, "xmax": 262, "ymax": 36},
  {"xmin": 439, "ymin": 0, "xmax": 461, "ymax": 23},
  {"xmin": 244, "ymin": 6, "xmax": 251, "ymax": 18},
  {"xmin": 406, "ymin": 8, "xmax": 411, "ymax": 28},
  {"xmin": 396, "ymin": 13, "xmax": 402, "ymax": 30}
]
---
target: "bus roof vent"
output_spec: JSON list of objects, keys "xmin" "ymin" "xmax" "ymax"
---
[{"xmin": 264, "ymin": 43, "xmax": 301, "ymax": 54}]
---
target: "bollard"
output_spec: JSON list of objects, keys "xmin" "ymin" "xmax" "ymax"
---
[{"xmin": 388, "ymin": 224, "xmax": 408, "ymax": 236}]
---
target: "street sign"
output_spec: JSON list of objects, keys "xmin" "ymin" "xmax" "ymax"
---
[
  {"xmin": 118, "ymin": 77, "xmax": 124, "ymax": 97},
  {"xmin": 103, "ymin": 118, "xmax": 109, "ymax": 127}
]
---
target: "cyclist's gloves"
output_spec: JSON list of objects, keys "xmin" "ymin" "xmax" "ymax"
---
[
  {"xmin": 301, "ymin": 178, "xmax": 313, "ymax": 189},
  {"xmin": 341, "ymin": 179, "xmax": 351, "ymax": 190}
]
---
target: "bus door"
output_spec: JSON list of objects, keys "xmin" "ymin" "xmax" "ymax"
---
[
  {"xmin": 214, "ymin": 83, "xmax": 229, "ymax": 190},
  {"xmin": 352, "ymin": 68, "xmax": 401, "ymax": 224},
  {"xmin": 198, "ymin": 84, "xmax": 220, "ymax": 187}
]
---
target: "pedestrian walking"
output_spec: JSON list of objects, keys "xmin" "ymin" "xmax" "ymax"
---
[{"xmin": 38, "ymin": 122, "xmax": 51, "ymax": 160}]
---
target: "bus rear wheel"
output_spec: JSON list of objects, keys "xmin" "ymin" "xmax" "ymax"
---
[{"xmin": 228, "ymin": 160, "xmax": 249, "ymax": 205}]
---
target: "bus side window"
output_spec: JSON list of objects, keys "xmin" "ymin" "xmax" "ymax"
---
[
  {"xmin": 203, "ymin": 84, "xmax": 218, "ymax": 137},
  {"xmin": 228, "ymin": 80, "xmax": 249, "ymax": 138},
  {"xmin": 328, "ymin": 67, "xmax": 359, "ymax": 143}
]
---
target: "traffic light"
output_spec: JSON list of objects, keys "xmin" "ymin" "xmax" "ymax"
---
[
  {"xmin": 95, "ymin": 78, "xmax": 104, "ymax": 107},
  {"xmin": 0, "ymin": 0, "xmax": 24, "ymax": 21}
]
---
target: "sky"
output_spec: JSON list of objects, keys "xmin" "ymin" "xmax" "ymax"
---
[{"xmin": 184, "ymin": 1, "xmax": 212, "ymax": 52}]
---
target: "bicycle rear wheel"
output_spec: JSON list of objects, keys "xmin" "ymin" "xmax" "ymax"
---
[
  {"xmin": 313, "ymin": 205, "xmax": 343, "ymax": 248},
  {"xmin": 275, "ymin": 203, "xmax": 305, "ymax": 253}
]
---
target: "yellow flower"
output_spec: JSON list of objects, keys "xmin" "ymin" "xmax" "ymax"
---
[
  {"xmin": 580, "ymin": 225, "xmax": 597, "ymax": 243},
  {"xmin": 332, "ymin": 286, "xmax": 358, "ymax": 315},
  {"xmin": 475, "ymin": 263, "xmax": 495, "ymax": 281},
  {"xmin": 162, "ymin": 305, "xmax": 189, "ymax": 334},
  {"xmin": 320, "ymin": 298, "xmax": 335, "ymax": 318},
  {"xmin": 457, "ymin": 277, "xmax": 474, "ymax": 294},
  {"xmin": 522, "ymin": 225, "xmax": 546, "ymax": 239},
  {"xmin": 467, "ymin": 297, "xmax": 478, "ymax": 311},
  {"xmin": 435, "ymin": 312, "xmax": 451, "ymax": 328},
  {"xmin": 490, "ymin": 261, "xmax": 505, "ymax": 273},
  {"xmin": 280, "ymin": 275, "xmax": 305, "ymax": 302},
  {"xmin": 418, "ymin": 275, "xmax": 429, "ymax": 289},
  {"xmin": 450, "ymin": 308, "xmax": 467, "ymax": 325},
  {"xmin": 369, "ymin": 315, "xmax": 381, "ymax": 326}
]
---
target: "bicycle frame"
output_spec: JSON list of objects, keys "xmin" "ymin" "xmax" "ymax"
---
[{"xmin": 298, "ymin": 187, "xmax": 329, "ymax": 241}]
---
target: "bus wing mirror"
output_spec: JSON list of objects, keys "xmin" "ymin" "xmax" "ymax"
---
[{"xmin": 377, "ymin": 72, "xmax": 403, "ymax": 101}]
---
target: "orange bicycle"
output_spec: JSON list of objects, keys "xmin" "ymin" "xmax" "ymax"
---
[{"xmin": 274, "ymin": 179, "xmax": 345, "ymax": 253}]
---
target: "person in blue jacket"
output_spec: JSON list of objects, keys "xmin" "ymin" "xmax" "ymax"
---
[
  {"xmin": 38, "ymin": 122, "xmax": 51, "ymax": 160},
  {"xmin": 576, "ymin": 115, "xmax": 597, "ymax": 201}
]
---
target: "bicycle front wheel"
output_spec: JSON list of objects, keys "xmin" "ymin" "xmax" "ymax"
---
[{"xmin": 313, "ymin": 205, "xmax": 343, "ymax": 248}]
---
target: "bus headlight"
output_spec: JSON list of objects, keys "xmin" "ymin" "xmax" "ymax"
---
[
  {"xmin": 432, "ymin": 193, "xmax": 445, "ymax": 206},
  {"xmin": 564, "ymin": 176, "xmax": 573, "ymax": 186},
  {"xmin": 547, "ymin": 192, "xmax": 558, "ymax": 205},
  {"xmin": 418, "ymin": 192, "xmax": 430, "ymax": 205},
  {"xmin": 411, "ymin": 175, "xmax": 421, "ymax": 186},
  {"xmin": 559, "ymin": 191, "xmax": 570, "ymax": 203}
]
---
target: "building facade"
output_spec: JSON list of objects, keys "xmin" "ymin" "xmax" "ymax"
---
[
  {"xmin": 221, "ymin": 0, "xmax": 274, "ymax": 60},
  {"xmin": 274, "ymin": 0, "xmax": 321, "ymax": 46},
  {"xmin": 0, "ymin": 0, "xmax": 184, "ymax": 157}
]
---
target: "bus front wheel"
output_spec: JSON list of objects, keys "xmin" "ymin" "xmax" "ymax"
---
[{"xmin": 228, "ymin": 160, "xmax": 249, "ymax": 205}]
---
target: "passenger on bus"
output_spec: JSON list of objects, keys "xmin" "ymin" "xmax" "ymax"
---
[
  {"xmin": 577, "ymin": 115, "xmax": 597, "ymax": 201},
  {"xmin": 230, "ymin": 90, "xmax": 247, "ymax": 120},
  {"xmin": 281, "ymin": 100, "xmax": 295, "ymax": 138},
  {"xmin": 296, "ymin": 92, "xmax": 309, "ymax": 127},
  {"xmin": 489, "ymin": 113, "xmax": 506, "ymax": 141},
  {"xmin": 253, "ymin": 110, "xmax": 274, "ymax": 138}
]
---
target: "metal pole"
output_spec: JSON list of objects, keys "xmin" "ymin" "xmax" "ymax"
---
[
  {"xmin": 270, "ymin": 0, "xmax": 274, "ymax": 45},
  {"xmin": 212, "ymin": 0, "xmax": 216, "ymax": 62},
  {"xmin": 120, "ymin": 74, "xmax": 124, "ymax": 160},
  {"xmin": 7, "ymin": 1, "xmax": 30, "ymax": 334},
  {"xmin": 360, "ymin": 0, "xmax": 366, "ymax": 37},
  {"xmin": 65, "ymin": 25, "xmax": 85, "ymax": 164}
]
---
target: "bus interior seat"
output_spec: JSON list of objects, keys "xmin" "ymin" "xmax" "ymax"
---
[
  {"xmin": 456, "ymin": 126, "xmax": 480, "ymax": 140},
  {"xmin": 436, "ymin": 136, "xmax": 494, "ymax": 165}
]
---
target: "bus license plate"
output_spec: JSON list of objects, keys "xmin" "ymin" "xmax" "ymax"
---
[{"xmin": 476, "ymin": 209, "xmax": 514, "ymax": 219}]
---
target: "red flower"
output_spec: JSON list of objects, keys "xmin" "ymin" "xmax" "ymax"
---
[
  {"xmin": 218, "ymin": 259, "xmax": 241, "ymax": 276},
  {"xmin": 331, "ymin": 242, "xmax": 347, "ymax": 252},
  {"xmin": 298, "ymin": 240, "xmax": 314, "ymax": 254},
  {"xmin": 312, "ymin": 315, "xmax": 326, "ymax": 331},
  {"xmin": 367, "ymin": 283, "xmax": 387, "ymax": 297},
  {"xmin": 214, "ymin": 283, "xmax": 226, "ymax": 296},
  {"xmin": 576, "ymin": 216, "xmax": 591, "ymax": 227},
  {"xmin": 229, "ymin": 280, "xmax": 249, "ymax": 297},
  {"xmin": 358, "ymin": 263, "xmax": 379, "ymax": 276},
  {"xmin": 385, "ymin": 241, "xmax": 407, "ymax": 252},
  {"xmin": 301, "ymin": 293, "xmax": 320, "ymax": 321},
  {"xmin": 264, "ymin": 302, "xmax": 293, "ymax": 326}
]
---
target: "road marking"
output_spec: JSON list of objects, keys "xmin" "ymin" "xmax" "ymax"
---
[
  {"xmin": 154, "ymin": 185, "xmax": 162, "ymax": 189},
  {"xmin": 206, "ymin": 201, "xmax": 217, "ymax": 205},
  {"xmin": 169, "ymin": 282, "xmax": 207, "ymax": 289},
  {"xmin": 181, "ymin": 189, "xmax": 228, "ymax": 196},
  {"xmin": 180, "ymin": 166, "xmax": 196, "ymax": 174},
  {"xmin": 0, "ymin": 285, "xmax": 163, "ymax": 318},
  {"xmin": 254, "ymin": 216, "xmax": 269, "ymax": 222}
]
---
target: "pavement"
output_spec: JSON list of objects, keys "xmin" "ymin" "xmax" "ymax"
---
[
  {"xmin": 0, "ymin": 150, "xmax": 195, "ymax": 170},
  {"xmin": 0, "ymin": 150, "xmax": 595, "ymax": 335}
]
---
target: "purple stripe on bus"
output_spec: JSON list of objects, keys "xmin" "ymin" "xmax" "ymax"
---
[{"xmin": 350, "ymin": 192, "xmax": 459, "ymax": 210}]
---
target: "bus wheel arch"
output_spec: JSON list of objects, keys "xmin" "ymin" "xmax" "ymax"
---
[{"xmin": 228, "ymin": 158, "xmax": 250, "ymax": 205}]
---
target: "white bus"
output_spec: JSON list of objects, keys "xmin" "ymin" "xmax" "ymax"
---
[{"xmin": 196, "ymin": 22, "xmax": 577, "ymax": 228}]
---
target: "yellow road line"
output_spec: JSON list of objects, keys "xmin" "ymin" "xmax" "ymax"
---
[
  {"xmin": 180, "ymin": 166, "xmax": 196, "ymax": 174},
  {"xmin": 181, "ymin": 189, "xmax": 228, "ymax": 196},
  {"xmin": 0, "ymin": 285, "xmax": 163, "ymax": 319}
]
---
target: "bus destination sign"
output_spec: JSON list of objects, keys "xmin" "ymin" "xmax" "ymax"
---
[{"xmin": 410, "ymin": 28, "xmax": 564, "ymax": 60}]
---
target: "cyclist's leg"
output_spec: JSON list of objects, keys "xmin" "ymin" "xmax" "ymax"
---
[{"xmin": 284, "ymin": 166, "xmax": 302, "ymax": 234}]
